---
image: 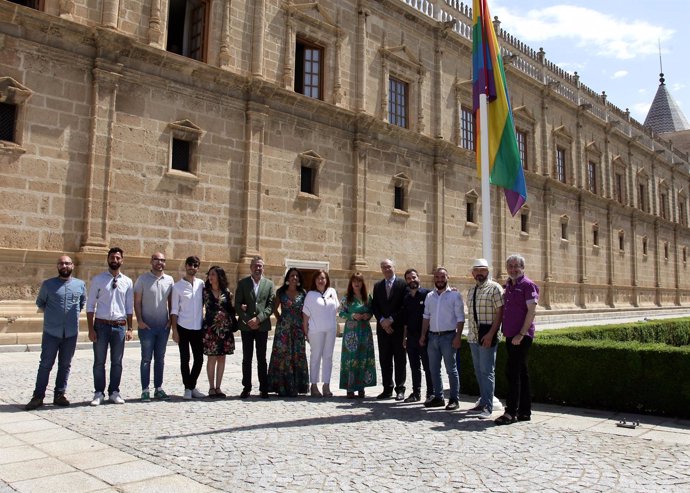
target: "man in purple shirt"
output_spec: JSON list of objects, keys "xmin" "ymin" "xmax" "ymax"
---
[{"xmin": 495, "ymin": 254, "xmax": 539, "ymax": 425}]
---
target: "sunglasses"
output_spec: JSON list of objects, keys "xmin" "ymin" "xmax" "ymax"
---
[{"xmin": 112, "ymin": 278, "xmax": 118, "ymax": 289}]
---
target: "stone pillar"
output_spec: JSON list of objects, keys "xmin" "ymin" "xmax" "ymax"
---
[
  {"xmin": 540, "ymin": 183, "xmax": 552, "ymax": 309},
  {"xmin": 432, "ymin": 162, "xmax": 447, "ymax": 269},
  {"xmin": 673, "ymin": 224, "xmax": 680, "ymax": 305},
  {"xmin": 606, "ymin": 204, "xmax": 616, "ymax": 307},
  {"xmin": 577, "ymin": 192, "xmax": 587, "ymax": 307},
  {"xmin": 251, "ymin": 0, "xmax": 266, "ymax": 78},
  {"xmin": 101, "ymin": 0, "xmax": 120, "ymax": 29},
  {"xmin": 240, "ymin": 102, "xmax": 269, "ymax": 262},
  {"xmin": 653, "ymin": 219, "xmax": 661, "ymax": 305},
  {"xmin": 351, "ymin": 139, "xmax": 370, "ymax": 270},
  {"xmin": 332, "ymin": 12, "xmax": 343, "ymax": 106},
  {"xmin": 282, "ymin": 11, "xmax": 295, "ymax": 88},
  {"xmin": 218, "ymin": 0, "xmax": 233, "ymax": 68},
  {"xmin": 630, "ymin": 211, "xmax": 638, "ymax": 307},
  {"xmin": 148, "ymin": 0, "xmax": 163, "ymax": 48},
  {"xmin": 80, "ymin": 60, "xmax": 123, "ymax": 253},
  {"xmin": 355, "ymin": 3, "xmax": 368, "ymax": 113}
]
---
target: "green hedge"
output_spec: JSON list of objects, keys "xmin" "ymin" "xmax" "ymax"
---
[{"xmin": 458, "ymin": 318, "xmax": 690, "ymax": 418}]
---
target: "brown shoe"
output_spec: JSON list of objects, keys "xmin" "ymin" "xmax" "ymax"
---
[
  {"xmin": 310, "ymin": 384, "xmax": 322, "ymax": 397},
  {"xmin": 25, "ymin": 396, "xmax": 44, "ymax": 411},
  {"xmin": 53, "ymin": 393, "xmax": 70, "ymax": 407}
]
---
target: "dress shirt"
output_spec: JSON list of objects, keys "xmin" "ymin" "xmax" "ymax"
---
[
  {"xmin": 423, "ymin": 287, "xmax": 465, "ymax": 332},
  {"xmin": 170, "ymin": 277, "xmax": 204, "ymax": 330},
  {"xmin": 86, "ymin": 271, "xmax": 133, "ymax": 321},
  {"xmin": 466, "ymin": 279, "xmax": 504, "ymax": 343},
  {"xmin": 302, "ymin": 288, "xmax": 339, "ymax": 333},
  {"xmin": 36, "ymin": 276, "xmax": 86, "ymax": 338}
]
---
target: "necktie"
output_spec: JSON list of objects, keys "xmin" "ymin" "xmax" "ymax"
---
[{"xmin": 386, "ymin": 280, "xmax": 392, "ymax": 298}]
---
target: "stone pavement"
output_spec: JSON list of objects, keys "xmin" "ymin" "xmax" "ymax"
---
[{"xmin": 1, "ymin": 340, "xmax": 689, "ymax": 492}]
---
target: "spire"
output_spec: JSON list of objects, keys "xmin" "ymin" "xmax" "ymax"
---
[{"xmin": 644, "ymin": 45, "xmax": 689, "ymax": 134}]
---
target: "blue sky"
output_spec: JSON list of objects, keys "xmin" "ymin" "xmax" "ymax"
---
[{"xmin": 490, "ymin": 0, "xmax": 689, "ymax": 125}]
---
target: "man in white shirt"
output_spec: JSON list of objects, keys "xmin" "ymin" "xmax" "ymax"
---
[
  {"xmin": 419, "ymin": 267, "xmax": 465, "ymax": 410},
  {"xmin": 133, "ymin": 252, "xmax": 174, "ymax": 402},
  {"xmin": 86, "ymin": 247, "xmax": 134, "ymax": 406},
  {"xmin": 170, "ymin": 256, "xmax": 205, "ymax": 399}
]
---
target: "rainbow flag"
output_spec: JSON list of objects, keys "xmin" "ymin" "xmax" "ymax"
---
[{"xmin": 472, "ymin": 0, "xmax": 526, "ymax": 216}]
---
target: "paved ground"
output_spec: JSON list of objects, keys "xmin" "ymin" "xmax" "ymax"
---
[{"xmin": 1, "ymin": 339, "xmax": 689, "ymax": 492}]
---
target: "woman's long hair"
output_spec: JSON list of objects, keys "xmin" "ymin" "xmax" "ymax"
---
[
  {"xmin": 346, "ymin": 272, "xmax": 367, "ymax": 304},
  {"xmin": 205, "ymin": 265, "xmax": 229, "ymax": 292},
  {"xmin": 277, "ymin": 267, "xmax": 305, "ymax": 297}
]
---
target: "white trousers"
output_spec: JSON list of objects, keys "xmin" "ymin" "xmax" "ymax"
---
[{"xmin": 308, "ymin": 330, "xmax": 337, "ymax": 384}]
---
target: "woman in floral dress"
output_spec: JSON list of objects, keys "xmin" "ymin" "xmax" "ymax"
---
[
  {"xmin": 267, "ymin": 268, "xmax": 309, "ymax": 396},
  {"xmin": 203, "ymin": 266, "xmax": 237, "ymax": 399},
  {"xmin": 339, "ymin": 272, "xmax": 377, "ymax": 398}
]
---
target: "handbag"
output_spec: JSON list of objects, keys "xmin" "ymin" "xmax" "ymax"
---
[{"xmin": 473, "ymin": 286, "xmax": 498, "ymax": 347}]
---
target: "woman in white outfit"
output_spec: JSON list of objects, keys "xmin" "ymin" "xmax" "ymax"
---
[{"xmin": 302, "ymin": 270, "xmax": 339, "ymax": 397}]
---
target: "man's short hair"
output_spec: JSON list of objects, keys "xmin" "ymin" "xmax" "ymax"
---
[
  {"xmin": 506, "ymin": 254, "xmax": 525, "ymax": 269},
  {"xmin": 250, "ymin": 255, "xmax": 264, "ymax": 266},
  {"xmin": 403, "ymin": 268, "xmax": 418, "ymax": 278},
  {"xmin": 107, "ymin": 247, "xmax": 124, "ymax": 257},
  {"xmin": 434, "ymin": 266, "xmax": 448, "ymax": 276},
  {"xmin": 380, "ymin": 258, "xmax": 394, "ymax": 267},
  {"xmin": 185, "ymin": 255, "xmax": 200, "ymax": 266}
]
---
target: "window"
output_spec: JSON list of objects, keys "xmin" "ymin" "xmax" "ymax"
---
[
  {"xmin": 171, "ymin": 138, "xmax": 191, "ymax": 172},
  {"xmin": 683, "ymin": 247, "xmax": 687, "ymax": 263},
  {"xmin": 466, "ymin": 201, "xmax": 475, "ymax": 223},
  {"xmin": 592, "ymin": 224, "xmax": 599, "ymax": 247},
  {"xmin": 642, "ymin": 236, "xmax": 648, "ymax": 255},
  {"xmin": 560, "ymin": 215, "xmax": 569, "ymax": 241},
  {"xmin": 0, "ymin": 103, "xmax": 17, "ymax": 143},
  {"xmin": 8, "ymin": 0, "xmax": 43, "ymax": 8},
  {"xmin": 516, "ymin": 130, "xmax": 527, "ymax": 170},
  {"xmin": 388, "ymin": 77, "xmax": 408, "ymax": 128},
  {"xmin": 659, "ymin": 192, "xmax": 668, "ymax": 220},
  {"xmin": 615, "ymin": 173, "xmax": 624, "ymax": 204},
  {"xmin": 679, "ymin": 196, "xmax": 687, "ymax": 226},
  {"xmin": 460, "ymin": 107, "xmax": 474, "ymax": 150},
  {"xmin": 587, "ymin": 161, "xmax": 597, "ymax": 194},
  {"xmin": 619, "ymin": 231, "xmax": 625, "ymax": 252},
  {"xmin": 556, "ymin": 147, "xmax": 566, "ymax": 183},
  {"xmin": 167, "ymin": 0, "xmax": 209, "ymax": 62},
  {"xmin": 295, "ymin": 38, "xmax": 324, "ymax": 100},
  {"xmin": 394, "ymin": 185, "xmax": 405, "ymax": 211},
  {"xmin": 300, "ymin": 165, "xmax": 314, "ymax": 194},
  {"xmin": 520, "ymin": 211, "xmax": 529, "ymax": 234},
  {"xmin": 639, "ymin": 183, "xmax": 647, "ymax": 212},
  {"xmin": 664, "ymin": 242, "xmax": 669, "ymax": 260}
]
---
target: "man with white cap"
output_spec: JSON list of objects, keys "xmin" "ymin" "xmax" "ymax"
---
[{"xmin": 465, "ymin": 258, "xmax": 504, "ymax": 419}]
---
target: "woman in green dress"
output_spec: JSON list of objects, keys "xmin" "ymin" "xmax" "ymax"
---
[
  {"xmin": 267, "ymin": 268, "xmax": 309, "ymax": 396},
  {"xmin": 338, "ymin": 272, "xmax": 377, "ymax": 398}
]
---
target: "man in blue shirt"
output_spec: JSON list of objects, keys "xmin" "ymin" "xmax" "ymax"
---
[{"xmin": 25, "ymin": 256, "xmax": 86, "ymax": 410}]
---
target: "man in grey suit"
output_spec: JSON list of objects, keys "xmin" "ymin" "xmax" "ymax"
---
[{"xmin": 235, "ymin": 255, "xmax": 275, "ymax": 398}]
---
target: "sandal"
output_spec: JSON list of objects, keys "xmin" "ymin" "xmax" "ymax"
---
[
  {"xmin": 357, "ymin": 390, "xmax": 365, "ymax": 398},
  {"xmin": 208, "ymin": 388, "xmax": 217, "ymax": 398},
  {"xmin": 215, "ymin": 388, "xmax": 226, "ymax": 399},
  {"xmin": 494, "ymin": 413, "xmax": 517, "ymax": 425},
  {"xmin": 346, "ymin": 392, "xmax": 355, "ymax": 399}
]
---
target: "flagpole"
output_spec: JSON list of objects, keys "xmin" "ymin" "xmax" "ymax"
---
[{"xmin": 479, "ymin": 93, "xmax": 492, "ymax": 267}]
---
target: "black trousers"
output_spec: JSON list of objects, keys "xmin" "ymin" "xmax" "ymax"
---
[
  {"xmin": 241, "ymin": 330, "xmax": 269, "ymax": 393},
  {"xmin": 376, "ymin": 327, "xmax": 406, "ymax": 394},
  {"xmin": 505, "ymin": 335, "xmax": 533, "ymax": 417},
  {"xmin": 406, "ymin": 334, "xmax": 433, "ymax": 397},
  {"xmin": 177, "ymin": 325, "xmax": 204, "ymax": 390}
]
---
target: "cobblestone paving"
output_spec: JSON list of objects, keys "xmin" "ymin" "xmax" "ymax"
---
[{"xmin": 1, "ymin": 342, "xmax": 689, "ymax": 492}]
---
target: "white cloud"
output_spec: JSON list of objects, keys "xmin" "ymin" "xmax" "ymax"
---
[
  {"xmin": 631, "ymin": 102, "xmax": 651, "ymax": 120},
  {"xmin": 671, "ymin": 82, "xmax": 686, "ymax": 92},
  {"xmin": 493, "ymin": 5, "xmax": 674, "ymax": 60},
  {"xmin": 611, "ymin": 70, "xmax": 628, "ymax": 79}
]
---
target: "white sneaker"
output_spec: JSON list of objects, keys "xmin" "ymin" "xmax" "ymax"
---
[
  {"xmin": 477, "ymin": 407, "xmax": 493, "ymax": 419},
  {"xmin": 109, "ymin": 392, "xmax": 125, "ymax": 404},
  {"xmin": 183, "ymin": 389, "xmax": 193, "ymax": 400},
  {"xmin": 191, "ymin": 388, "xmax": 205, "ymax": 399},
  {"xmin": 493, "ymin": 397, "xmax": 503, "ymax": 411},
  {"xmin": 90, "ymin": 392, "xmax": 104, "ymax": 406}
]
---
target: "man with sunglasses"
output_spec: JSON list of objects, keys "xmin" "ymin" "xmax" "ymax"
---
[{"xmin": 86, "ymin": 247, "xmax": 134, "ymax": 406}]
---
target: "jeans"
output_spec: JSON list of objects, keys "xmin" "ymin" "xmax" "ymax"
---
[
  {"xmin": 177, "ymin": 325, "xmax": 204, "ymax": 390},
  {"xmin": 308, "ymin": 330, "xmax": 337, "ymax": 384},
  {"xmin": 139, "ymin": 326, "xmax": 170, "ymax": 390},
  {"xmin": 406, "ymin": 334, "xmax": 433, "ymax": 397},
  {"xmin": 33, "ymin": 333, "xmax": 78, "ymax": 398},
  {"xmin": 376, "ymin": 327, "xmax": 407, "ymax": 394},
  {"xmin": 469, "ymin": 342, "xmax": 498, "ymax": 412},
  {"xmin": 427, "ymin": 332, "xmax": 459, "ymax": 400},
  {"xmin": 241, "ymin": 330, "xmax": 269, "ymax": 392},
  {"xmin": 505, "ymin": 335, "xmax": 533, "ymax": 417},
  {"xmin": 93, "ymin": 321, "xmax": 126, "ymax": 394}
]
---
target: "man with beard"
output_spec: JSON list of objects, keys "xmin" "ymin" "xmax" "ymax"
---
[
  {"xmin": 25, "ymin": 256, "xmax": 86, "ymax": 410},
  {"xmin": 465, "ymin": 259, "xmax": 504, "ymax": 419},
  {"xmin": 401, "ymin": 268, "xmax": 433, "ymax": 403},
  {"xmin": 86, "ymin": 247, "xmax": 134, "ymax": 406},
  {"xmin": 134, "ymin": 252, "xmax": 174, "ymax": 401},
  {"xmin": 419, "ymin": 267, "xmax": 464, "ymax": 410},
  {"xmin": 495, "ymin": 254, "xmax": 539, "ymax": 425}
]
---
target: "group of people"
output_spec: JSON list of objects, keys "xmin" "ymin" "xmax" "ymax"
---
[{"xmin": 24, "ymin": 249, "xmax": 538, "ymax": 426}]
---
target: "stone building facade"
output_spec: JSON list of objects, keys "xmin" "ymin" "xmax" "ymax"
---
[{"xmin": 1, "ymin": 0, "xmax": 690, "ymax": 340}]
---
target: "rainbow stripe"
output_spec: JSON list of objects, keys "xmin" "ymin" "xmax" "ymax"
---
[{"xmin": 472, "ymin": 0, "xmax": 527, "ymax": 216}]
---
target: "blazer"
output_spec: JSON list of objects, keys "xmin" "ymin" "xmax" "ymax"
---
[
  {"xmin": 371, "ymin": 276, "xmax": 407, "ymax": 332},
  {"xmin": 235, "ymin": 276, "xmax": 276, "ymax": 332}
]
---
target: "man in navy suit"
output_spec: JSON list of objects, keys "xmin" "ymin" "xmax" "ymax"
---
[
  {"xmin": 235, "ymin": 255, "xmax": 275, "ymax": 398},
  {"xmin": 371, "ymin": 259, "xmax": 407, "ymax": 400}
]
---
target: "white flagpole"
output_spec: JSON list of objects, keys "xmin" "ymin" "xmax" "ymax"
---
[{"xmin": 479, "ymin": 93, "xmax": 492, "ymax": 267}]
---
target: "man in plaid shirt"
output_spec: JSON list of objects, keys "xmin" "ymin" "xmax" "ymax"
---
[{"xmin": 465, "ymin": 259, "xmax": 504, "ymax": 419}]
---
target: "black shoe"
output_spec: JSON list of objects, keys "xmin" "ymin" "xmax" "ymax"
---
[
  {"xmin": 404, "ymin": 393, "xmax": 420, "ymax": 403},
  {"xmin": 376, "ymin": 391, "xmax": 393, "ymax": 400},
  {"xmin": 424, "ymin": 396, "xmax": 445, "ymax": 408},
  {"xmin": 395, "ymin": 392, "xmax": 405, "ymax": 401},
  {"xmin": 445, "ymin": 399, "xmax": 459, "ymax": 411},
  {"xmin": 240, "ymin": 389, "xmax": 251, "ymax": 399},
  {"xmin": 495, "ymin": 413, "xmax": 517, "ymax": 425},
  {"xmin": 357, "ymin": 390, "xmax": 365, "ymax": 398},
  {"xmin": 423, "ymin": 395, "xmax": 436, "ymax": 406},
  {"xmin": 24, "ymin": 396, "xmax": 43, "ymax": 411},
  {"xmin": 260, "ymin": 391, "xmax": 269, "ymax": 399},
  {"xmin": 53, "ymin": 393, "xmax": 70, "ymax": 407},
  {"xmin": 517, "ymin": 414, "xmax": 531, "ymax": 422}
]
